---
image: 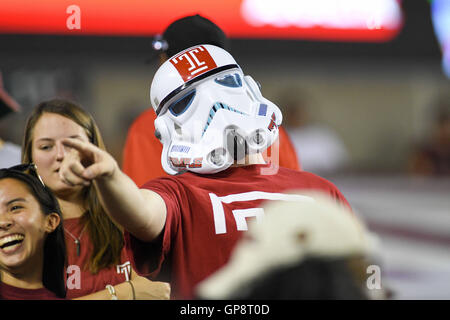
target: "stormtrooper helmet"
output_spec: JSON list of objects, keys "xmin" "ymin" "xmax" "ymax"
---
[{"xmin": 150, "ymin": 44, "xmax": 282, "ymax": 175}]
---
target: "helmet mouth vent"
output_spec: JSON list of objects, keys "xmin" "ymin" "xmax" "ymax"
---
[{"xmin": 225, "ymin": 127, "xmax": 247, "ymax": 162}]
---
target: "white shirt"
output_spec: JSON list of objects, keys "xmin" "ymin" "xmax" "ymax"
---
[{"xmin": 0, "ymin": 141, "xmax": 21, "ymax": 168}]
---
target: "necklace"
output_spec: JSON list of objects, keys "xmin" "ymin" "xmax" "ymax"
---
[{"xmin": 64, "ymin": 224, "xmax": 88, "ymax": 256}]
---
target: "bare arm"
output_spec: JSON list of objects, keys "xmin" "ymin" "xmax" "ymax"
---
[
  {"xmin": 74, "ymin": 269, "xmax": 170, "ymax": 300},
  {"xmin": 60, "ymin": 138, "xmax": 166, "ymax": 242},
  {"xmin": 73, "ymin": 281, "xmax": 134, "ymax": 300},
  {"xmin": 92, "ymin": 167, "xmax": 166, "ymax": 242}
]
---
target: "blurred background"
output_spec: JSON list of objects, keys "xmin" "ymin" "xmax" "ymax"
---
[{"xmin": 0, "ymin": 0, "xmax": 449, "ymax": 299}]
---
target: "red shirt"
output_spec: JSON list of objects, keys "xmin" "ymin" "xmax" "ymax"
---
[
  {"xmin": 126, "ymin": 164, "xmax": 349, "ymax": 299},
  {"xmin": 122, "ymin": 109, "xmax": 301, "ymax": 187},
  {"xmin": 0, "ymin": 282, "xmax": 64, "ymax": 300},
  {"xmin": 64, "ymin": 218, "xmax": 132, "ymax": 299}
]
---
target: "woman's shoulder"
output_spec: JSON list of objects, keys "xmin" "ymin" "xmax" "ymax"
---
[{"xmin": 0, "ymin": 282, "xmax": 65, "ymax": 300}]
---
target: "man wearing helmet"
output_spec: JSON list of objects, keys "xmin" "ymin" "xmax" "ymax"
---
[
  {"xmin": 151, "ymin": 44, "xmax": 283, "ymax": 175},
  {"xmin": 122, "ymin": 14, "xmax": 300, "ymax": 187},
  {"xmin": 59, "ymin": 45, "xmax": 351, "ymax": 299}
]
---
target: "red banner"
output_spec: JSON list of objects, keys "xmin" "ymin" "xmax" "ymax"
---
[{"xmin": 0, "ymin": 0, "xmax": 403, "ymax": 42}]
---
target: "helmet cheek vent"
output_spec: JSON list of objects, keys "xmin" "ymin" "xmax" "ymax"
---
[
  {"xmin": 251, "ymin": 129, "xmax": 266, "ymax": 147},
  {"xmin": 208, "ymin": 148, "xmax": 227, "ymax": 167}
]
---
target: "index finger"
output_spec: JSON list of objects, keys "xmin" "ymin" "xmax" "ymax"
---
[{"xmin": 62, "ymin": 137, "xmax": 98, "ymax": 155}]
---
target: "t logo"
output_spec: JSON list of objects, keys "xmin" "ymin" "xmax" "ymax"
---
[
  {"xmin": 170, "ymin": 46, "xmax": 217, "ymax": 82},
  {"xmin": 116, "ymin": 261, "xmax": 131, "ymax": 281}
]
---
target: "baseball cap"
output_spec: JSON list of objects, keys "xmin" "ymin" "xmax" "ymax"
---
[
  {"xmin": 151, "ymin": 14, "xmax": 229, "ymax": 60},
  {"xmin": 0, "ymin": 72, "xmax": 21, "ymax": 119}
]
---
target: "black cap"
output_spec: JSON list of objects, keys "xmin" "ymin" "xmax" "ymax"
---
[
  {"xmin": 0, "ymin": 72, "xmax": 21, "ymax": 119},
  {"xmin": 152, "ymin": 14, "xmax": 229, "ymax": 59}
]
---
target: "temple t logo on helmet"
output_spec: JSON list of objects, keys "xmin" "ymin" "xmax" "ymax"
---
[
  {"xmin": 150, "ymin": 44, "xmax": 283, "ymax": 175},
  {"xmin": 169, "ymin": 45, "xmax": 218, "ymax": 82}
]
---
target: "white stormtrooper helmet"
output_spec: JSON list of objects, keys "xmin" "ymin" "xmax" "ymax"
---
[{"xmin": 150, "ymin": 44, "xmax": 282, "ymax": 175}]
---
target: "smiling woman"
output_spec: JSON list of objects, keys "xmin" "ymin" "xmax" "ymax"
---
[
  {"xmin": 21, "ymin": 99, "xmax": 170, "ymax": 300},
  {"xmin": 0, "ymin": 167, "xmax": 66, "ymax": 299}
]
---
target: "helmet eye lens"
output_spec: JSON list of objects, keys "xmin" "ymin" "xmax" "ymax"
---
[
  {"xmin": 169, "ymin": 90, "xmax": 196, "ymax": 116},
  {"xmin": 214, "ymin": 73, "xmax": 242, "ymax": 88}
]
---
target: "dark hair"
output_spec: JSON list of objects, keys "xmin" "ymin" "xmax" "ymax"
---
[
  {"xmin": 153, "ymin": 14, "xmax": 229, "ymax": 58},
  {"xmin": 225, "ymin": 256, "xmax": 369, "ymax": 300},
  {"xmin": 0, "ymin": 169, "xmax": 66, "ymax": 298},
  {"xmin": 22, "ymin": 98, "xmax": 124, "ymax": 274}
]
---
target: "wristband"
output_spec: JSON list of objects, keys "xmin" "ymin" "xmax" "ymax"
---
[{"xmin": 106, "ymin": 284, "xmax": 118, "ymax": 300}]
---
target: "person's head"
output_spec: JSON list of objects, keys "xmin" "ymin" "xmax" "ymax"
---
[
  {"xmin": 0, "ymin": 165, "xmax": 66, "ymax": 298},
  {"xmin": 152, "ymin": 14, "xmax": 229, "ymax": 65},
  {"xmin": 150, "ymin": 44, "xmax": 282, "ymax": 175},
  {"xmin": 22, "ymin": 98, "xmax": 123, "ymax": 274},
  {"xmin": 22, "ymin": 98, "xmax": 105, "ymax": 199}
]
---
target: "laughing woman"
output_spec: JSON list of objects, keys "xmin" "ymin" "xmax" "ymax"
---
[
  {"xmin": 21, "ymin": 99, "xmax": 170, "ymax": 300},
  {"xmin": 0, "ymin": 166, "xmax": 66, "ymax": 300}
]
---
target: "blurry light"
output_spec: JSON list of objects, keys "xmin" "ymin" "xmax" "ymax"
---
[
  {"xmin": 431, "ymin": 0, "xmax": 450, "ymax": 78},
  {"xmin": 366, "ymin": 17, "xmax": 382, "ymax": 30},
  {"xmin": 241, "ymin": 0, "xmax": 402, "ymax": 30},
  {"xmin": 442, "ymin": 49, "xmax": 450, "ymax": 78},
  {"xmin": 151, "ymin": 35, "xmax": 168, "ymax": 52}
]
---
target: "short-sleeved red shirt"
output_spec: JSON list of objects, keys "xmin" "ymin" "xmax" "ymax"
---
[
  {"xmin": 64, "ymin": 218, "xmax": 132, "ymax": 299},
  {"xmin": 0, "ymin": 282, "xmax": 65, "ymax": 300},
  {"xmin": 126, "ymin": 164, "xmax": 349, "ymax": 299}
]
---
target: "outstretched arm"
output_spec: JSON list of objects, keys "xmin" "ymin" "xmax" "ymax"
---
[{"xmin": 59, "ymin": 138, "xmax": 166, "ymax": 242}]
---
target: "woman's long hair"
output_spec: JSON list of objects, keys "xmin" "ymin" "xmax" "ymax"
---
[
  {"xmin": 0, "ymin": 169, "xmax": 66, "ymax": 298},
  {"xmin": 22, "ymin": 99, "xmax": 124, "ymax": 274}
]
